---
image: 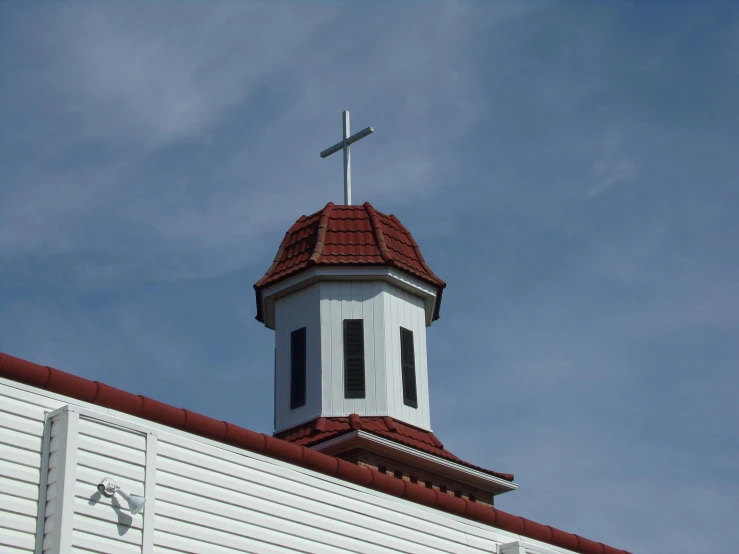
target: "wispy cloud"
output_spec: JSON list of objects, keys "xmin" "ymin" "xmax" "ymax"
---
[{"xmin": 588, "ymin": 157, "xmax": 639, "ymax": 196}]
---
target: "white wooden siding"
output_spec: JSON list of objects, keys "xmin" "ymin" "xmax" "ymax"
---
[
  {"xmin": 273, "ymin": 280, "xmax": 432, "ymax": 433},
  {"xmin": 0, "ymin": 377, "xmax": 579, "ymax": 554},
  {"xmin": 382, "ymin": 283, "xmax": 431, "ymax": 428},
  {"xmin": 71, "ymin": 417, "xmax": 147, "ymax": 553},
  {"xmin": 0, "ymin": 386, "xmax": 66, "ymax": 554},
  {"xmin": 152, "ymin": 434, "xmax": 486, "ymax": 554},
  {"xmin": 314, "ymin": 280, "xmax": 431, "ymax": 430},
  {"xmin": 274, "ymin": 284, "xmax": 322, "ymax": 432}
]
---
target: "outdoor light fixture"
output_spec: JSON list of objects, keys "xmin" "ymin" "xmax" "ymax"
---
[{"xmin": 97, "ymin": 477, "xmax": 146, "ymax": 515}]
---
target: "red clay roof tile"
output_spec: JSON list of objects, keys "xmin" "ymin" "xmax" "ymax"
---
[
  {"xmin": 275, "ymin": 415, "xmax": 515, "ymax": 482},
  {"xmin": 0, "ymin": 352, "xmax": 631, "ymax": 554},
  {"xmin": 254, "ymin": 202, "xmax": 446, "ymax": 323}
]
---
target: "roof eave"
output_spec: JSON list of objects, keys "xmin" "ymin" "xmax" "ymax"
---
[
  {"xmin": 255, "ymin": 266, "xmax": 443, "ymax": 329},
  {"xmin": 311, "ymin": 429, "xmax": 518, "ymax": 495}
]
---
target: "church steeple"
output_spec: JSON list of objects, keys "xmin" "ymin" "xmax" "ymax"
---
[
  {"xmin": 255, "ymin": 201, "xmax": 515, "ymax": 505},
  {"xmin": 254, "ymin": 201, "xmax": 445, "ymax": 434},
  {"xmin": 253, "ymin": 112, "xmax": 515, "ymax": 505}
]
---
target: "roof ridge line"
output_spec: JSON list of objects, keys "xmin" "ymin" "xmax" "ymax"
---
[
  {"xmin": 364, "ymin": 201, "xmax": 394, "ymax": 264},
  {"xmin": 308, "ymin": 202, "xmax": 334, "ymax": 265}
]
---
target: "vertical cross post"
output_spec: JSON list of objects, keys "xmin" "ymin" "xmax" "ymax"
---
[
  {"xmin": 320, "ymin": 110, "xmax": 374, "ymax": 205},
  {"xmin": 343, "ymin": 110, "xmax": 351, "ymax": 205}
]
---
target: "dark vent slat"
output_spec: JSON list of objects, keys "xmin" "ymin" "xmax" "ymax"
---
[
  {"xmin": 400, "ymin": 327, "xmax": 418, "ymax": 408},
  {"xmin": 290, "ymin": 328, "xmax": 307, "ymax": 409},
  {"xmin": 344, "ymin": 319, "xmax": 366, "ymax": 399}
]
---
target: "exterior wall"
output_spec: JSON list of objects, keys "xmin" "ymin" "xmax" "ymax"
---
[
  {"xmin": 0, "ymin": 385, "xmax": 51, "ymax": 553},
  {"xmin": 24, "ymin": 405, "xmax": 152, "ymax": 554},
  {"xmin": 318, "ymin": 280, "xmax": 387, "ymax": 419},
  {"xmin": 274, "ymin": 284, "xmax": 322, "ymax": 432},
  {"xmin": 0, "ymin": 377, "xmax": 576, "ymax": 554},
  {"xmin": 381, "ymin": 283, "xmax": 431, "ymax": 428},
  {"xmin": 274, "ymin": 280, "xmax": 432, "ymax": 433},
  {"xmin": 69, "ymin": 416, "xmax": 148, "ymax": 552},
  {"xmin": 317, "ymin": 280, "xmax": 431, "ymax": 429}
]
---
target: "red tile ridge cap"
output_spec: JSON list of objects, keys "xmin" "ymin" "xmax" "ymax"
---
[
  {"xmin": 348, "ymin": 413, "xmax": 363, "ymax": 430},
  {"xmin": 381, "ymin": 415, "xmax": 398, "ymax": 432},
  {"xmin": 315, "ymin": 417, "xmax": 328, "ymax": 432},
  {"xmin": 363, "ymin": 201, "xmax": 394, "ymax": 264},
  {"xmin": 0, "ymin": 351, "xmax": 630, "ymax": 554},
  {"xmin": 307, "ymin": 202, "xmax": 334, "ymax": 266}
]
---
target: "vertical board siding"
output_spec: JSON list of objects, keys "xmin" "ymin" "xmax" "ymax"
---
[
  {"xmin": 417, "ymin": 292, "xmax": 432, "ymax": 429},
  {"xmin": 0, "ymin": 387, "xmax": 65, "ymax": 554},
  {"xmin": 382, "ymin": 284, "xmax": 430, "ymax": 429},
  {"xmin": 362, "ymin": 281, "xmax": 376, "ymax": 414},
  {"xmin": 328, "ymin": 281, "xmax": 344, "ymax": 415},
  {"xmin": 315, "ymin": 281, "xmax": 430, "ymax": 428},
  {"xmin": 274, "ymin": 285, "xmax": 322, "ymax": 432},
  {"xmin": 372, "ymin": 281, "xmax": 387, "ymax": 414},
  {"xmin": 319, "ymin": 281, "xmax": 389, "ymax": 418}
]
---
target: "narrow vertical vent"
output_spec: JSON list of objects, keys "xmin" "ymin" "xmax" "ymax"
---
[
  {"xmin": 343, "ymin": 319, "xmax": 365, "ymax": 399},
  {"xmin": 400, "ymin": 327, "xmax": 418, "ymax": 408},
  {"xmin": 290, "ymin": 327, "xmax": 307, "ymax": 409}
]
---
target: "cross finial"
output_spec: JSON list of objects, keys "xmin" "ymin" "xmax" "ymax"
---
[{"xmin": 320, "ymin": 110, "xmax": 374, "ymax": 205}]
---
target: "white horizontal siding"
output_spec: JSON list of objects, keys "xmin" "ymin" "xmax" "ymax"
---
[
  {"xmin": 69, "ymin": 417, "xmax": 147, "ymax": 553},
  {"xmin": 153, "ymin": 436, "xmax": 487, "ymax": 554},
  {"xmin": 0, "ymin": 386, "xmax": 66, "ymax": 554},
  {"xmin": 0, "ymin": 377, "xmax": 579, "ymax": 554}
]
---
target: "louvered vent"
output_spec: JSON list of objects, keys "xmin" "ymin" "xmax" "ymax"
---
[
  {"xmin": 344, "ymin": 319, "xmax": 366, "ymax": 398},
  {"xmin": 290, "ymin": 327, "xmax": 306, "ymax": 409},
  {"xmin": 400, "ymin": 327, "xmax": 418, "ymax": 408}
]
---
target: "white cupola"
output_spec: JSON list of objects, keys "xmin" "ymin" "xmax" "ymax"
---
[{"xmin": 254, "ymin": 201, "xmax": 446, "ymax": 434}]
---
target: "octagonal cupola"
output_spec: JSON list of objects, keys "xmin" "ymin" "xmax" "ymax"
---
[{"xmin": 255, "ymin": 201, "xmax": 445, "ymax": 434}]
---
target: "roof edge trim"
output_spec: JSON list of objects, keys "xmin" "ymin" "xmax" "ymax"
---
[{"xmin": 0, "ymin": 351, "xmax": 631, "ymax": 554}]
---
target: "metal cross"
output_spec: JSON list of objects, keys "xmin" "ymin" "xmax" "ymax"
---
[{"xmin": 320, "ymin": 110, "xmax": 374, "ymax": 205}]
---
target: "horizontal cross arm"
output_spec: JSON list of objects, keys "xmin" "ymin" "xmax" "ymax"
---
[
  {"xmin": 320, "ymin": 140, "xmax": 344, "ymax": 159},
  {"xmin": 346, "ymin": 126, "xmax": 374, "ymax": 146},
  {"xmin": 319, "ymin": 126, "xmax": 374, "ymax": 158}
]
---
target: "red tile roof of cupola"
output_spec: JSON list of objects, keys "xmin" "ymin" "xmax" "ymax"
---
[
  {"xmin": 0, "ymin": 352, "xmax": 631, "ymax": 554},
  {"xmin": 275, "ymin": 415, "xmax": 516, "ymax": 482},
  {"xmin": 254, "ymin": 202, "xmax": 446, "ymax": 323}
]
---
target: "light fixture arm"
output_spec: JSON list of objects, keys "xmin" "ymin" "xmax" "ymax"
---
[{"xmin": 115, "ymin": 485, "xmax": 131, "ymax": 501}]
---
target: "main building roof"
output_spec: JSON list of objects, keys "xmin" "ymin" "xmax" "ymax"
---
[
  {"xmin": 254, "ymin": 202, "xmax": 446, "ymax": 322},
  {"xmin": 0, "ymin": 351, "xmax": 630, "ymax": 554}
]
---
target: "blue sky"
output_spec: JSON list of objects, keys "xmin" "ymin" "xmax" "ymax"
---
[{"xmin": 1, "ymin": 2, "xmax": 737, "ymax": 552}]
